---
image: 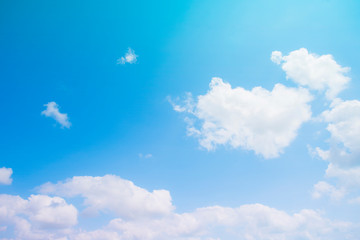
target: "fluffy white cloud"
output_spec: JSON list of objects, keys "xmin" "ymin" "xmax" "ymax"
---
[
  {"xmin": 270, "ymin": 51, "xmax": 283, "ymax": 64},
  {"xmin": 26, "ymin": 195, "xmax": 78, "ymax": 229},
  {"xmin": 0, "ymin": 167, "xmax": 12, "ymax": 185},
  {"xmin": 316, "ymin": 99, "xmax": 360, "ymax": 168},
  {"xmin": 71, "ymin": 204, "xmax": 353, "ymax": 240},
  {"xmin": 322, "ymin": 99, "xmax": 360, "ymax": 156},
  {"xmin": 312, "ymin": 99, "xmax": 360, "ymax": 200},
  {"xmin": 72, "ymin": 229, "xmax": 122, "ymax": 240},
  {"xmin": 311, "ymin": 164, "xmax": 360, "ymax": 202},
  {"xmin": 272, "ymin": 48, "xmax": 350, "ymax": 100},
  {"xmin": 41, "ymin": 102, "xmax": 71, "ymax": 128},
  {"xmin": 1, "ymin": 174, "xmax": 358, "ymax": 240},
  {"xmin": 0, "ymin": 194, "xmax": 77, "ymax": 239},
  {"xmin": 312, "ymin": 181, "xmax": 346, "ymax": 200},
  {"xmin": 117, "ymin": 48, "xmax": 137, "ymax": 64},
  {"xmin": 172, "ymin": 77, "xmax": 312, "ymax": 158},
  {"xmin": 39, "ymin": 175, "xmax": 174, "ymax": 219},
  {"xmin": 326, "ymin": 163, "xmax": 360, "ymax": 188}
]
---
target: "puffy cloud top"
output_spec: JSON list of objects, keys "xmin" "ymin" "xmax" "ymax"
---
[
  {"xmin": 0, "ymin": 174, "xmax": 357, "ymax": 240},
  {"xmin": 92, "ymin": 203, "xmax": 352, "ymax": 240},
  {"xmin": 173, "ymin": 77, "xmax": 312, "ymax": 158},
  {"xmin": 0, "ymin": 194, "xmax": 77, "ymax": 239},
  {"xmin": 272, "ymin": 48, "xmax": 350, "ymax": 100},
  {"xmin": 39, "ymin": 175, "xmax": 174, "ymax": 219}
]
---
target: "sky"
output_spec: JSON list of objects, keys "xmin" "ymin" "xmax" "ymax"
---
[{"xmin": 1, "ymin": 0, "xmax": 360, "ymax": 239}]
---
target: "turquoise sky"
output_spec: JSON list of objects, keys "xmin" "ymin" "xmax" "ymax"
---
[{"xmin": 1, "ymin": 0, "xmax": 360, "ymax": 239}]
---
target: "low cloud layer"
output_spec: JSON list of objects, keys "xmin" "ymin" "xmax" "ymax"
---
[
  {"xmin": 39, "ymin": 175, "xmax": 174, "ymax": 219},
  {"xmin": 0, "ymin": 194, "xmax": 77, "ymax": 239},
  {"xmin": 77, "ymin": 204, "xmax": 352, "ymax": 240},
  {"xmin": 1, "ymin": 173, "xmax": 358, "ymax": 240}
]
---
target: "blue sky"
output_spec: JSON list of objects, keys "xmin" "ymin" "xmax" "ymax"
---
[{"xmin": 1, "ymin": 0, "xmax": 360, "ymax": 239}]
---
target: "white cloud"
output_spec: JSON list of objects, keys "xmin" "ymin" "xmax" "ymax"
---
[
  {"xmin": 322, "ymin": 99, "xmax": 360, "ymax": 156},
  {"xmin": 312, "ymin": 99, "xmax": 360, "ymax": 201},
  {"xmin": 315, "ymin": 99, "xmax": 360, "ymax": 169},
  {"xmin": 348, "ymin": 197, "xmax": 360, "ymax": 204},
  {"xmin": 0, "ymin": 194, "xmax": 77, "ymax": 239},
  {"xmin": 326, "ymin": 163, "xmax": 360, "ymax": 188},
  {"xmin": 1, "ymin": 174, "xmax": 358, "ymax": 239},
  {"xmin": 312, "ymin": 147, "xmax": 330, "ymax": 161},
  {"xmin": 168, "ymin": 93, "xmax": 195, "ymax": 113},
  {"xmin": 41, "ymin": 102, "xmax": 71, "ymax": 128},
  {"xmin": 39, "ymin": 175, "xmax": 174, "ymax": 219},
  {"xmin": 71, "ymin": 204, "xmax": 353, "ymax": 240},
  {"xmin": 117, "ymin": 48, "xmax": 137, "ymax": 64},
  {"xmin": 312, "ymin": 164, "xmax": 360, "ymax": 202},
  {"xmin": 0, "ymin": 167, "xmax": 12, "ymax": 185},
  {"xmin": 270, "ymin": 50, "xmax": 283, "ymax": 64},
  {"xmin": 26, "ymin": 195, "xmax": 78, "ymax": 229},
  {"xmin": 139, "ymin": 153, "xmax": 153, "ymax": 159},
  {"xmin": 172, "ymin": 77, "xmax": 312, "ymax": 158},
  {"xmin": 312, "ymin": 181, "xmax": 346, "ymax": 200},
  {"xmin": 273, "ymin": 48, "xmax": 350, "ymax": 99},
  {"xmin": 72, "ymin": 229, "xmax": 122, "ymax": 240}
]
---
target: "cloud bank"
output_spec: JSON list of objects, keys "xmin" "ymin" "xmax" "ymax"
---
[
  {"xmin": 1, "ymin": 173, "xmax": 357, "ymax": 240},
  {"xmin": 39, "ymin": 175, "xmax": 174, "ymax": 219}
]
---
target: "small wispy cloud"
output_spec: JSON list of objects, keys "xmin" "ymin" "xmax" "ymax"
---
[
  {"xmin": 41, "ymin": 102, "xmax": 71, "ymax": 128},
  {"xmin": 117, "ymin": 48, "xmax": 138, "ymax": 65},
  {"xmin": 0, "ymin": 167, "xmax": 13, "ymax": 185},
  {"xmin": 312, "ymin": 181, "xmax": 346, "ymax": 201},
  {"xmin": 139, "ymin": 153, "xmax": 152, "ymax": 159}
]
